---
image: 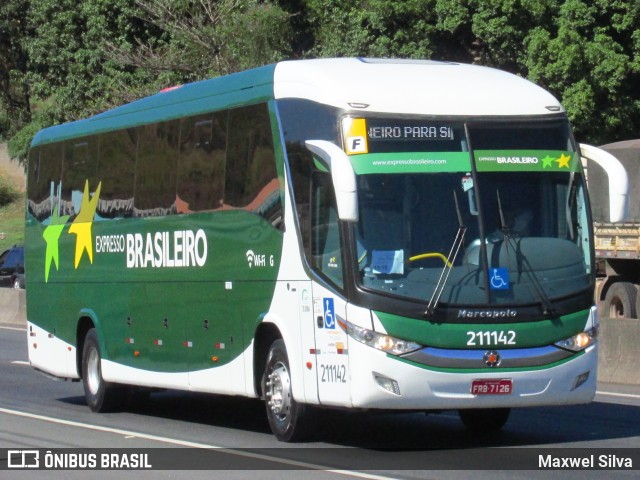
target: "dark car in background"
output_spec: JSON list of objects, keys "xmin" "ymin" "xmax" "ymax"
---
[{"xmin": 0, "ymin": 244, "xmax": 25, "ymax": 289}]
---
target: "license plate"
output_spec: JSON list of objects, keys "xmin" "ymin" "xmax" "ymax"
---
[{"xmin": 471, "ymin": 379, "xmax": 512, "ymax": 395}]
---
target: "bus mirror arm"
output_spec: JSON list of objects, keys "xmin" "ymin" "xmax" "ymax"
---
[
  {"xmin": 580, "ymin": 143, "xmax": 629, "ymax": 223},
  {"xmin": 305, "ymin": 140, "xmax": 358, "ymax": 221}
]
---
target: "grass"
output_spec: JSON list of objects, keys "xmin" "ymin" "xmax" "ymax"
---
[{"xmin": 0, "ymin": 180, "xmax": 25, "ymax": 253}]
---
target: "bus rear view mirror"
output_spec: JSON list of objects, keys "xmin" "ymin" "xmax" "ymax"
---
[
  {"xmin": 305, "ymin": 140, "xmax": 358, "ymax": 222},
  {"xmin": 580, "ymin": 143, "xmax": 629, "ymax": 223}
]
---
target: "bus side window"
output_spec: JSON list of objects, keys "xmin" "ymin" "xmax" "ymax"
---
[
  {"xmin": 177, "ymin": 112, "xmax": 227, "ymax": 212},
  {"xmin": 28, "ymin": 145, "xmax": 63, "ymax": 222},
  {"xmin": 97, "ymin": 129, "xmax": 136, "ymax": 218},
  {"xmin": 225, "ymin": 104, "xmax": 282, "ymax": 226},
  {"xmin": 61, "ymin": 137, "xmax": 99, "ymax": 219},
  {"xmin": 311, "ymin": 172, "xmax": 344, "ymax": 290},
  {"xmin": 134, "ymin": 121, "xmax": 180, "ymax": 216}
]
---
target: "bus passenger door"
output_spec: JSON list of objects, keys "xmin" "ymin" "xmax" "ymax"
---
[
  {"xmin": 310, "ymin": 170, "xmax": 351, "ymax": 406},
  {"xmin": 311, "ymin": 284, "xmax": 350, "ymax": 406}
]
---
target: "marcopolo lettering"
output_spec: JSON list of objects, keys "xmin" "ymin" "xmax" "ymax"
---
[
  {"xmin": 457, "ymin": 309, "xmax": 517, "ymax": 319},
  {"xmin": 126, "ymin": 229, "xmax": 207, "ymax": 268}
]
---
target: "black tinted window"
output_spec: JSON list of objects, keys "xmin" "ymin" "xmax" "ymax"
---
[
  {"xmin": 97, "ymin": 129, "xmax": 136, "ymax": 218},
  {"xmin": 178, "ymin": 112, "xmax": 228, "ymax": 212},
  {"xmin": 28, "ymin": 143, "xmax": 63, "ymax": 221},
  {"xmin": 134, "ymin": 121, "xmax": 180, "ymax": 216},
  {"xmin": 225, "ymin": 104, "xmax": 279, "ymax": 214},
  {"xmin": 62, "ymin": 137, "xmax": 99, "ymax": 218}
]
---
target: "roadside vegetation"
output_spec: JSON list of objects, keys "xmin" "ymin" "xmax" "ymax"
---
[{"xmin": 0, "ymin": 173, "xmax": 24, "ymax": 252}]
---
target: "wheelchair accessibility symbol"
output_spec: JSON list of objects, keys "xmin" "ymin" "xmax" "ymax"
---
[
  {"xmin": 490, "ymin": 268, "xmax": 510, "ymax": 290},
  {"xmin": 323, "ymin": 298, "xmax": 335, "ymax": 329}
]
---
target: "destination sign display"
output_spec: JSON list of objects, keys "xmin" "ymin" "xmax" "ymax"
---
[
  {"xmin": 342, "ymin": 117, "xmax": 464, "ymax": 155},
  {"xmin": 368, "ymin": 124, "xmax": 456, "ymax": 141}
]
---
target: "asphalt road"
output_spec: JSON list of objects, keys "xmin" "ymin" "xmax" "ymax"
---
[{"xmin": 2, "ymin": 324, "xmax": 640, "ymax": 480}]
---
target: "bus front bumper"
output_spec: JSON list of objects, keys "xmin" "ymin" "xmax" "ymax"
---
[{"xmin": 347, "ymin": 340, "xmax": 597, "ymax": 410}]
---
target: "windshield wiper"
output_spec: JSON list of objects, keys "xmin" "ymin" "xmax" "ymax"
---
[
  {"xmin": 425, "ymin": 191, "xmax": 466, "ymax": 317},
  {"xmin": 495, "ymin": 190, "xmax": 557, "ymax": 318}
]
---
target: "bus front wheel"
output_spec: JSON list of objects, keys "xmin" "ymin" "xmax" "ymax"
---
[
  {"xmin": 81, "ymin": 328, "xmax": 123, "ymax": 412},
  {"xmin": 261, "ymin": 339, "xmax": 309, "ymax": 442}
]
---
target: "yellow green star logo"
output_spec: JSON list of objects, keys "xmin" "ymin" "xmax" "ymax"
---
[
  {"xmin": 42, "ymin": 205, "xmax": 70, "ymax": 282},
  {"xmin": 68, "ymin": 180, "xmax": 102, "ymax": 269},
  {"xmin": 556, "ymin": 153, "xmax": 572, "ymax": 169},
  {"xmin": 541, "ymin": 155, "xmax": 555, "ymax": 168}
]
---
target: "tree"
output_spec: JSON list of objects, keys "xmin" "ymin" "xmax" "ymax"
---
[
  {"xmin": 433, "ymin": 0, "xmax": 562, "ymax": 70},
  {"xmin": 7, "ymin": 0, "xmax": 296, "ymax": 165},
  {"xmin": 304, "ymin": 0, "xmax": 439, "ymax": 59},
  {"xmin": 524, "ymin": 0, "xmax": 640, "ymax": 143},
  {"xmin": 110, "ymin": 0, "xmax": 295, "ymax": 80},
  {"xmin": 8, "ymin": 0, "xmax": 166, "ymax": 164},
  {"xmin": 0, "ymin": 0, "xmax": 31, "ymax": 140},
  {"xmin": 25, "ymin": 0, "xmax": 163, "ymax": 119}
]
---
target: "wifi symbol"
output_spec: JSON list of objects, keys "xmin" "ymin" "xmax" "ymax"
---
[{"xmin": 246, "ymin": 250, "xmax": 255, "ymax": 268}]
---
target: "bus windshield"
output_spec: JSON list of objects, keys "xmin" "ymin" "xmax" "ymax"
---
[{"xmin": 352, "ymin": 120, "xmax": 592, "ymax": 310}]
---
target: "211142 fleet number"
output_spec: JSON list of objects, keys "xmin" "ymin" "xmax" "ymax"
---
[
  {"xmin": 320, "ymin": 364, "xmax": 347, "ymax": 383},
  {"xmin": 466, "ymin": 330, "xmax": 516, "ymax": 346}
]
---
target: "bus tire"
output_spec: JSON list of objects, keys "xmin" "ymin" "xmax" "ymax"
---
[
  {"xmin": 261, "ymin": 339, "xmax": 309, "ymax": 442},
  {"xmin": 458, "ymin": 408, "xmax": 510, "ymax": 432},
  {"xmin": 603, "ymin": 282, "xmax": 637, "ymax": 319},
  {"xmin": 81, "ymin": 328, "xmax": 123, "ymax": 412}
]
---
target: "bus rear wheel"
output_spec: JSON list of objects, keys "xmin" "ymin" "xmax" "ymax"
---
[
  {"xmin": 458, "ymin": 408, "xmax": 510, "ymax": 433},
  {"xmin": 261, "ymin": 339, "xmax": 309, "ymax": 442},
  {"xmin": 82, "ymin": 328, "xmax": 123, "ymax": 412}
]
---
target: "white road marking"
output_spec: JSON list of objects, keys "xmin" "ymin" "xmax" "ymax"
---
[
  {"xmin": 11, "ymin": 360, "xmax": 29, "ymax": 366},
  {"xmin": 0, "ymin": 325, "xmax": 26, "ymax": 332},
  {"xmin": 596, "ymin": 390, "xmax": 640, "ymax": 400},
  {"xmin": 0, "ymin": 407, "xmax": 394, "ymax": 479}
]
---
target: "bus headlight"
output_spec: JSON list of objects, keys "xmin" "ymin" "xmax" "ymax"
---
[
  {"xmin": 338, "ymin": 318, "xmax": 422, "ymax": 355},
  {"xmin": 554, "ymin": 327, "xmax": 598, "ymax": 352}
]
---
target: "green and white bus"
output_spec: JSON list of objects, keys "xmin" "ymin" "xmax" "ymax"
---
[{"xmin": 26, "ymin": 58, "xmax": 610, "ymax": 441}]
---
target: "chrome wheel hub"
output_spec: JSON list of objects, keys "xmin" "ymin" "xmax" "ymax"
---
[
  {"xmin": 265, "ymin": 362, "xmax": 291, "ymax": 420},
  {"xmin": 86, "ymin": 347, "xmax": 101, "ymax": 395}
]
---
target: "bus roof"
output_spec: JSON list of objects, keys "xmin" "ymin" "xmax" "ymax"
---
[
  {"xmin": 31, "ymin": 64, "xmax": 277, "ymax": 147},
  {"xmin": 273, "ymin": 58, "xmax": 562, "ymax": 117},
  {"xmin": 31, "ymin": 58, "xmax": 563, "ymax": 147}
]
